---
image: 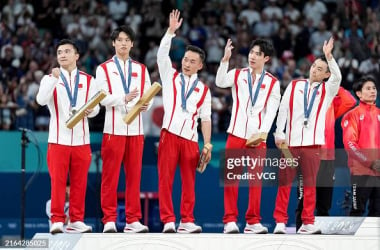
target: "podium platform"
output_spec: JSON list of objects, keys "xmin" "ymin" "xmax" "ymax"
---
[{"xmin": 32, "ymin": 217, "xmax": 380, "ymax": 250}]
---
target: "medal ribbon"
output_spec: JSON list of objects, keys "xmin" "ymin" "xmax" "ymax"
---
[
  {"xmin": 180, "ymin": 73, "xmax": 198, "ymax": 111},
  {"xmin": 303, "ymin": 80, "xmax": 321, "ymax": 122},
  {"xmin": 114, "ymin": 56, "xmax": 132, "ymax": 94},
  {"xmin": 247, "ymin": 69, "xmax": 265, "ymax": 108},
  {"xmin": 60, "ymin": 70, "xmax": 80, "ymax": 108}
]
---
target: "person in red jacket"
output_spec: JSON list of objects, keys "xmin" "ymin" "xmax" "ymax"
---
[
  {"xmin": 295, "ymin": 87, "xmax": 356, "ymax": 230},
  {"xmin": 341, "ymin": 75, "xmax": 380, "ymax": 216}
]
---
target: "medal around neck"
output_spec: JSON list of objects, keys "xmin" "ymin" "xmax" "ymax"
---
[{"xmin": 303, "ymin": 119, "xmax": 309, "ymax": 128}]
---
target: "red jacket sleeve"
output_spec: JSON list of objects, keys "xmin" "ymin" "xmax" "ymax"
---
[
  {"xmin": 341, "ymin": 111, "xmax": 373, "ymax": 169},
  {"xmin": 333, "ymin": 87, "xmax": 357, "ymax": 118}
]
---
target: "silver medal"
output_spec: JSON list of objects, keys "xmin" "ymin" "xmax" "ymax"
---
[
  {"xmin": 70, "ymin": 109, "xmax": 77, "ymax": 117},
  {"xmin": 303, "ymin": 119, "xmax": 309, "ymax": 128}
]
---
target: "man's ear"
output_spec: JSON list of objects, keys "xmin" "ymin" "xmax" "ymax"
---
[
  {"xmin": 324, "ymin": 71, "xmax": 331, "ymax": 79},
  {"xmin": 264, "ymin": 56, "xmax": 270, "ymax": 63},
  {"xmin": 198, "ymin": 62, "xmax": 203, "ymax": 71},
  {"xmin": 355, "ymin": 90, "xmax": 362, "ymax": 99}
]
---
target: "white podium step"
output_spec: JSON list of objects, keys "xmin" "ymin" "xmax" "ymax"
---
[{"xmin": 33, "ymin": 217, "xmax": 380, "ymax": 250}]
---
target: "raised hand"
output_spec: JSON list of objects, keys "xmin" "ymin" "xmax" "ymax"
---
[
  {"xmin": 323, "ymin": 37, "xmax": 334, "ymax": 60},
  {"xmin": 168, "ymin": 9, "xmax": 183, "ymax": 34},
  {"xmin": 222, "ymin": 38, "xmax": 234, "ymax": 62}
]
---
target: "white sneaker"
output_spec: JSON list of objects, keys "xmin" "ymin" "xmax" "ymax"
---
[
  {"xmin": 66, "ymin": 221, "xmax": 92, "ymax": 233},
  {"xmin": 244, "ymin": 223, "xmax": 268, "ymax": 234},
  {"xmin": 223, "ymin": 222, "xmax": 239, "ymax": 234},
  {"xmin": 177, "ymin": 222, "xmax": 202, "ymax": 233},
  {"xmin": 103, "ymin": 222, "xmax": 117, "ymax": 233},
  {"xmin": 273, "ymin": 223, "xmax": 286, "ymax": 234},
  {"xmin": 124, "ymin": 221, "xmax": 149, "ymax": 233},
  {"xmin": 162, "ymin": 222, "xmax": 176, "ymax": 233},
  {"xmin": 297, "ymin": 224, "xmax": 322, "ymax": 234},
  {"xmin": 50, "ymin": 222, "xmax": 64, "ymax": 234}
]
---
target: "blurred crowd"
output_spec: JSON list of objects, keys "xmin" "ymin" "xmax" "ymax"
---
[{"xmin": 0, "ymin": 0, "xmax": 379, "ymax": 133}]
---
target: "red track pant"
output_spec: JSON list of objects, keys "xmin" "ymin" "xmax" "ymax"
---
[
  {"xmin": 223, "ymin": 134, "xmax": 266, "ymax": 224},
  {"xmin": 273, "ymin": 146, "xmax": 320, "ymax": 225},
  {"xmin": 47, "ymin": 143, "xmax": 91, "ymax": 223},
  {"xmin": 101, "ymin": 134, "xmax": 144, "ymax": 224},
  {"xmin": 158, "ymin": 130, "xmax": 199, "ymax": 223}
]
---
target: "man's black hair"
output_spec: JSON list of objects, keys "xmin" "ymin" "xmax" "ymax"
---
[
  {"xmin": 111, "ymin": 25, "xmax": 135, "ymax": 42},
  {"xmin": 316, "ymin": 55, "xmax": 329, "ymax": 72},
  {"xmin": 185, "ymin": 45, "xmax": 206, "ymax": 63},
  {"xmin": 56, "ymin": 39, "xmax": 80, "ymax": 54},
  {"xmin": 249, "ymin": 39, "xmax": 275, "ymax": 58},
  {"xmin": 353, "ymin": 75, "xmax": 377, "ymax": 98}
]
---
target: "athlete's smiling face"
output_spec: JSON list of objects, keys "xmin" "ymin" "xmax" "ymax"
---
[{"xmin": 181, "ymin": 51, "xmax": 203, "ymax": 77}]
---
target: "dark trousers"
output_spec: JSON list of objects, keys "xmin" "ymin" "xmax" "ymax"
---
[
  {"xmin": 350, "ymin": 175, "xmax": 380, "ymax": 216},
  {"xmin": 296, "ymin": 160, "xmax": 335, "ymax": 230}
]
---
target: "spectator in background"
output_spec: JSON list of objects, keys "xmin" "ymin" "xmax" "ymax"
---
[
  {"xmin": 252, "ymin": 12, "xmax": 276, "ymax": 39},
  {"xmin": 0, "ymin": 91, "xmax": 14, "ymax": 130},
  {"xmin": 144, "ymin": 41, "xmax": 158, "ymax": 71},
  {"xmin": 263, "ymin": 0, "xmax": 283, "ymax": 21},
  {"xmin": 271, "ymin": 25, "xmax": 292, "ymax": 60},
  {"xmin": 125, "ymin": 7, "xmax": 142, "ymax": 33},
  {"xmin": 358, "ymin": 53, "xmax": 379, "ymax": 75},
  {"xmin": 283, "ymin": 2, "xmax": 300, "ymax": 22},
  {"xmin": 338, "ymin": 49, "xmax": 360, "ymax": 89},
  {"xmin": 108, "ymin": 0, "xmax": 128, "ymax": 26},
  {"xmin": 239, "ymin": 1, "xmax": 260, "ymax": 27},
  {"xmin": 302, "ymin": 0, "xmax": 327, "ymax": 28},
  {"xmin": 309, "ymin": 21, "xmax": 332, "ymax": 56},
  {"xmin": 187, "ymin": 17, "xmax": 208, "ymax": 50}
]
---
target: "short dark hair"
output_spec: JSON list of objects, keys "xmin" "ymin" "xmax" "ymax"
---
[
  {"xmin": 55, "ymin": 39, "xmax": 80, "ymax": 54},
  {"xmin": 353, "ymin": 75, "xmax": 377, "ymax": 95},
  {"xmin": 111, "ymin": 25, "xmax": 135, "ymax": 42},
  {"xmin": 316, "ymin": 55, "xmax": 329, "ymax": 72},
  {"xmin": 249, "ymin": 39, "xmax": 275, "ymax": 58},
  {"xmin": 186, "ymin": 45, "xmax": 206, "ymax": 63}
]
